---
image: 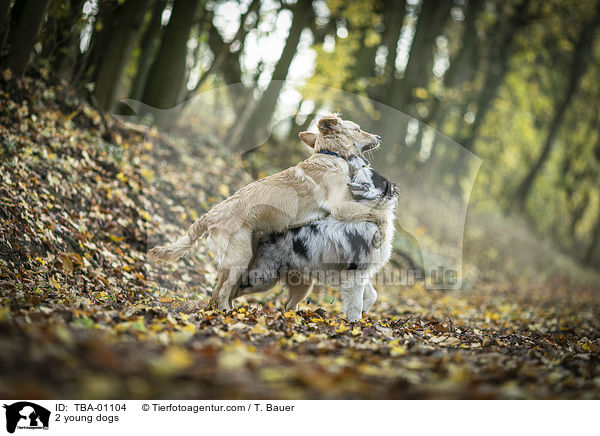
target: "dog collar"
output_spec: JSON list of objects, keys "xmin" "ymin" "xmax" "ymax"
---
[{"xmin": 318, "ymin": 150, "xmax": 344, "ymax": 159}]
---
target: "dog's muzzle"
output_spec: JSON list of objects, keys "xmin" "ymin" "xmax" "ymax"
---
[
  {"xmin": 361, "ymin": 136, "xmax": 381, "ymax": 153},
  {"xmin": 385, "ymin": 182, "xmax": 400, "ymax": 198}
]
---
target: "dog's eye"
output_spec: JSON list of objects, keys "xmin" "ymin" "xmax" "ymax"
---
[{"xmin": 355, "ymin": 128, "xmax": 360, "ymax": 132}]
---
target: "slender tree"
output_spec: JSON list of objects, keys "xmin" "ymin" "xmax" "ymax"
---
[
  {"xmin": 234, "ymin": 0, "xmax": 314, "ymax": 149},
  {"xmin": 0, "ymin": 0, "xmax": 10, "ymax": 51},
  {"xmin": 585, "ymin": 200, "xmax": 600, "ymax": 264},
  {"xmin": 195, "ymin": 0, "xmax": 258, "ymax": 96},
  {"xmin": 79, "ymin": 0, "xmax": 118, "ymax": 84},
  {"xmin": 93, "ymin": 0, "xmax": 151, "ymax": 111},
  {"xmin": 386, "ymin": 0, "xmax": 452, "ymax": 110},
  {"xmin": 379, "ymin": 0, "xmax": 452, "ymax": 148},
  {"xmin": 5, "ymin": 0, "xmax": 52, "ymax": 76},
  {"xmin": 380, "ymin": 0, "xmax": 407, "ymax": 81},
  {"xmin": 460, "ymin": 0, "xmax": 531, "ymax": 152},
  {"xmin": 512, "ymin": 5, "xmax": 600, "ymax": 211},
  {"xmin": 52, "ymin": 0, "xmax": 86, "ymax": 82},
  {"xmin": 129, "ymin": 0, "xmax": 167, "ymax": 101},
  {"xmin": 423, "ymin": 0, "xmax": 484, "ymax": 130},
  {"xmin": 141, "ymin": 0, "xmax": 201, "ymax": 128}
]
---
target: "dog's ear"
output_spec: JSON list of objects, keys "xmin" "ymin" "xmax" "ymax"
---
[
  {"xmin": 318, "ymin": 115, "xmax": 342, "ymax": 135},
  {"xmin": 299, "ymin": 131, "xmax": 317, "ymax": 147}
]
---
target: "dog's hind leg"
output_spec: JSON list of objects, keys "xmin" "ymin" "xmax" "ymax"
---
[
  {"xmin": 213, "ymin": 228, "xmax": 254, "ymax": 310},
  {"xmin": 284, "ymin": 277, "xmax": 314, "ymax": 311},
  {"xmin": 211, "ymin": 268, "xmax": 229, "ymax": 307}
]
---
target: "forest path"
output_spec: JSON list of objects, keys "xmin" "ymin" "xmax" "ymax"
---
[{"xmin": 0, "ymin": 79, "xmax": 598, "ymax": 399}]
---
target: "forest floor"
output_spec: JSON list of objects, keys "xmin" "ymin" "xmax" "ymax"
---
[{"xmin": 1, "ymin": 76, "xmax": 599, "ymax": 399}]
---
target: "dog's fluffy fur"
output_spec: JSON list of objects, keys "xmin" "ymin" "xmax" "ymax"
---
[
  {"xmin": 148, "ymin": 115, "xmax": 386, "ymax": 310},
  {"xmin": 236, "ymin": 155, "xmax": 398, "ymax": 321}
]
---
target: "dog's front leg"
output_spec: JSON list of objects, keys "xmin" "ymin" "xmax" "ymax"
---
[
  {"xmin": 340, "ymin": 272, "xmax": 365, "ymax": 322},
  {"xmin": 213, "ymin": 228, "xmax": 255, "ymax": 310},
  {"xmin": 330, "ymin": 201, "xmax": 387, "ymax": 248},
  {"xmin": 362, "ymin": 281, "xmax": 378, "ymax": 314}
]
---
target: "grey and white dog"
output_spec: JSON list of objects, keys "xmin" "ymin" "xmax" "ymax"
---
[{"xmin": 236, "ymin": 155, "xmax": 398, "ymax": 321}]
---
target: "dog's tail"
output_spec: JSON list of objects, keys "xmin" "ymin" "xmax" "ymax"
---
[{"xmin": 148, "ymin": 215, "xmax": 209, "ymax": 262}]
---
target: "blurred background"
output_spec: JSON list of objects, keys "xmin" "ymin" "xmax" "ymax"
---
[{"xmin": 2, "ymin": 0, "xmax": 600, "ymax": 281}]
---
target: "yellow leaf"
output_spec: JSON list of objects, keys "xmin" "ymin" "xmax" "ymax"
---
[
  {"xmin": 218, "ymin": 184, "xmax": 229, "ymax": 197},
  {"xmin": 413, "ymin": 87, "xmax": 428, "ymax": 99},
  {"xmin": 66, "ymin": 252, "xmax": 83, "ymax": 266},
  {"xmin": 0, "ymin": 306, "xmax": 12, "ymax": 321},
  {"xmin": 109, "ymin": 234, "xmax": 125, "ymax": 243},
  {"xmin": 152, "ymin": 346, "xmax": 193, "ymax": 375},
  {"xmin": 140, "ymin": 210, "xmax": 151, "ymax": 221},
  {"xmin": 141, "ymin": 168, "xmax": 155, "ymax": 182},
  {"xmin": 291, "ymin": 333, "xmax": 307, "ymax": 343},
  {"xmin": 335, "ymin": 323, "xmax": 349, "ymax": 333},
  {"xmin": 58, "ymin": 254, "xmax": 73, "ymax": 273},
  {"xmin": 390, "ymin": 345, "xmax": 406, "ymax": 357},
  {"xmin": 218, "ymin": 342, "xmax": 256, "ymax": 370},
  {"xmin": 64, "ymin": 110, "xmax": 79, "ymax": 121},
  {"xmin": 181, "ymin": 324, "xmax": 196, "ymax": 333},
  {"xmin": 50, "ymin": 276, "xmax": 61, "ymax": 290}
]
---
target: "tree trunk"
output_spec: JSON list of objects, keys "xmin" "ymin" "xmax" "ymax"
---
[
  {"xmin": 79, "ymin": 0, "xmax": 118, "ymax": 83},
  {"xmin": 420, "ymin": 0, "xmax": 485, "ymax": 144},
  {"xmin": 128, "ymin": 0, "xmax": 167, "ymax": 101},
  {"xmin": 443, "ymin": 0, "xmax": 483, "ymax": 89},
  {"xmin": 234, "ymin": 0, "xmax": 313, "ymax": 149},
  {"xmin": 386, "ymin": 0, "xmax": 452, "ymax": 109},
  {"xmin": 5, "ymin": 0, "xmax": 51, "ymax": 76},
  {"xmin": 188, "ymin": 0, "xmax": 259, "ymax": 98},
  {"xmin": 512, "ymin": 6, "xmax": 600, "ymax": 211},
  {"xmin": 141, "ymin": 0, "xmax": 200, "ymax": 128},
  {"xmin": 206, "ymin": 12, "xmax": 242, "ymax": 87},
  {"xmin": 0, "ymin": 0, "xmax": 10, "ymax": 51},
  {"xmin": 381, "ymin": 0, "xmax": 406, "ymax": 80},
  {"xmin": 53, "ymin": 0, "xmax": 86, "ymax": 82},
  {"xmin": 585, "ymin": 204, "xmax": 600, "ymax": 265},
  {"xmin": 379, "ymin": 0, "xmax": 451, "ymax": 149},
  {"xmin": 94, "ymin": 0, "xmax": 151, "ymax": 111},
  {"xmin": 7, "ymin": 0, "xmax": 26, "ymax": 36},
  {"xmin": 460, "ymin": 0, "xmax": 530, "ymax": 152},
  {"xmin": 367, "ymin": 0, "xmax": 405, "ymax": 104}
]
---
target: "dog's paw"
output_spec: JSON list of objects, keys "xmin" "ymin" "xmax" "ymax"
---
[
  {"xmin": 372, "ymin": 229, "xmax": 383, "ymax": 248},
  {"xmin": 345, "ymin": 311, "xmax": 362, "ymax": 322},
  {"xmin": 286, "ymin": 270, "xmax": 303, "ymax": 285}
]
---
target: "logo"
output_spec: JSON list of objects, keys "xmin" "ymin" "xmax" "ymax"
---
[{"xmin": 3, "ymin": 402, "xmax": 50, "ymax": 434}]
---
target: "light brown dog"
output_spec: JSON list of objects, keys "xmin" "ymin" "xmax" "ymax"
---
[{"xmin": 148, "ymin": 115, "xmax": 385, "ymax": 310}]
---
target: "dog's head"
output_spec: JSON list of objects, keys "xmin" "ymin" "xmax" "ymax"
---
[
  {"xmin": 299, "ymin": 115, "xmax": 381, "ymax": 159},
  {"xmin": 347, "ymin": 156, "xmax": 399, "ymax": 209}
]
